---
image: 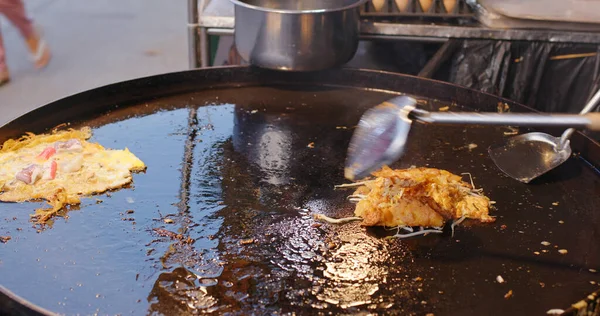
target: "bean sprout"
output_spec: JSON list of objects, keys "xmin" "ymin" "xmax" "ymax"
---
[
  {"xmin": 461, "ymin": 172, "xmax": 484, "ymax": 195},
  {"xmin": 451, "ymin": 216, "xmax": 466, "ymax": 237},
  {"xmin": 334, "ymin": 181, "xmax": 372, "ymax": 189},
  {"xmin": 313, "ymin": 213, "xmax": 363, "ymax": 224},
  {"xmin": 389, "ymin": 227, "xmax": 444, "ymax": 239}
]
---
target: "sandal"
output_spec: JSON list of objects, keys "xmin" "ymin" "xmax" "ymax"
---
[
  {"xmin": 0, "ymin": 71, "xmax": 10, "ymax": 87},
  {"xmin": 27, "ymin": 26, "xmax": 51, "ymax": 69}
]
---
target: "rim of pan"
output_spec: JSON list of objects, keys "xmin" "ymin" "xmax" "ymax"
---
[{"xmin": 230, "ymin": 0, "xmax": 368, "ymax": 14}]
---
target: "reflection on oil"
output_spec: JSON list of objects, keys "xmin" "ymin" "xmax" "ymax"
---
[
  {"xmin": 188, "ymin": 101, "xmax": 401, "ymax": 313},
  {"xmin": 318, "ymin": 232, "xmax": 390, "ymax": 309},
  {"xmin": 148, "ymin": 267, "xmax": 220, "ymax": 314},
  {"xmin": 233, "ymin": 106, "xmax": 294, "ymax": 186},
  {"xmin": 256, "ymin": 127, "xmax": 292, "ymax": 185}
]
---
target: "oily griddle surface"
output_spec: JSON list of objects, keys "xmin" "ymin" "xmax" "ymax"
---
[{"xmin": 0, "ymin": 85, "xmax": 599, "ymax": 315}]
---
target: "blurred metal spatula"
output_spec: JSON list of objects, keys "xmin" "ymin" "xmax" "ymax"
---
[
  {"xmin": 488, "ymin": 88, "xmax": 600, "ymax": 183},
  {"xmin": 345, "ymin": 96, "xmax": 600, "ymax": 181}
]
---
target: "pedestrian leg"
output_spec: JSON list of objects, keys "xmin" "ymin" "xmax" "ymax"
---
[
  {"xmin": 0, "ymin": 0, "xmax": 50, "ymax": 69},
  {"xmin": 0, "ymin": 27, "xmax": 9, "ymax": 85}
]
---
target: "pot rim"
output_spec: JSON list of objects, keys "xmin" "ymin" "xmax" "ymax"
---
[{"xmin": 230, "ymin": 0, "xmax": 368, "ymax": 14}]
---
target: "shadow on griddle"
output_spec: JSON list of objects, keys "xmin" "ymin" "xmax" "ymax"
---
[
  {"xmin": 365, "ymin": 226, "xmax": 485, "ymax": 262},
  {"xmin": 478, "ymin": 249, "xmax": 596, "ymax": 273},
  {"xmin": 367, "ymin": 224, "xmax": 594, "ymax": 274},
  {"xmin": 528, "ymin": 157, "xmax": 583, "ymax": 185}
]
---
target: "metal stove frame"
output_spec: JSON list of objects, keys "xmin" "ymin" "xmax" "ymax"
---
[{"xmin": 187, "ymin": 0, "xmax": 600, "ymax": 70}]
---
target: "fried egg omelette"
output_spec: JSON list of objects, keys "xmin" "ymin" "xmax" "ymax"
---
[
  {"xmin": 0, "ymin": 127, "xmax": 145, "ymax": 222},
  {"xmin": 350, "ymin": 166, "xmax": 494, "ymax": 228}
]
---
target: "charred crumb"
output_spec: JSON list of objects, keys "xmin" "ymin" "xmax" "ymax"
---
[
  {"xmin": 126, "ymin": 210, "xmax": 134, "ymax": 214},
  {"xmin": 239, "ymin": 238, "xmax": 255, "ymax": 245},
  {"xmin": 152, "ymin": 228, "xmax": 194, "ymax": 244},
  {"xmin": 0, "ymin": 236, "xmax": 11, "ymax": 243}
]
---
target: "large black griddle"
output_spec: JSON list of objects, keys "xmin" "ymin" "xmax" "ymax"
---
[{"xmin": 0, "ymin": 66, "xmax": 599, "ymax": 315}]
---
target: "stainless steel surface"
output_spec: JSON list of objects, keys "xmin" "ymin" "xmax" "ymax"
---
[
  {"xmin": 188, "ymin": 0, "xmax": 201, "ymax": 68},
  {"xmin": 488, "ymin": 132, "xmax": 572, "ymax": 183},
  {"xmin": 358, "ymin": 34, "xmax": 447, "ymax": 42},
  {"xmin": 477, "ymin": 0, "xmax": 600, "ymax": 24},
  {"xmin": 488, "ymin": 88, "xmax": 600, "ymax": 183},
  {"xmin": 470, "ymin": 0, "xmax": 600, "ymax": 32},
  {"xmin": 204, "ymin": 27, "xmax": 449, "ymax": 42},
  {"xmin": 345, "ymin": 94, "xmax": 600, "ymax": 181},
  {"xmin": 198, "ymin": 15, "xmax": 600, "ymax": 44},
  {"xmin": 199, "ymin": 27, "xmax": 211, "ymax": 68},
  {"xmin": 344, "ymin": 96, "xmax": 416, "ymax": 180},
  {"xmin": 360, "ymin": 21, "xmax": 600, "ymax": 44},
  {"xmin": 412, "ymin": 109, "xmax": 598, "ymax": 128},
  {"xmin": 206, "ymin": 28, "xmax": 235, "ymax": 35},
  {"xmin": 559, "ymin": 89, "xmax": 600, "ymax": 148},
  {"xmin": 231, "ymin": 0, "xmax": 366, "ymax": 71}
]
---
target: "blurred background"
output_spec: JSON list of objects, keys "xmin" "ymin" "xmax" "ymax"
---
[
  {"xmin": 2, "ymin": 0, "xmax": 600, "ymax": 129},
  {"xmin": 0, "ymin": 0, "xmax": 187, "ymax": 126}
]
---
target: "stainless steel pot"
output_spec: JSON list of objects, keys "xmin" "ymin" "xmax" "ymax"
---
[{"xmin": 231, "ymin": 0, "xmax": 367, "ymax": 71}]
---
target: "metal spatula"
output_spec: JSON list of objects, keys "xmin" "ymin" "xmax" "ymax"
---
[
  {"xmin": 488, "ymin": 89, "xmax": 600, "ymax": 183},
  {"xmin": 345, "ymin": 96, "xmax": 600, "ymax": 181}
]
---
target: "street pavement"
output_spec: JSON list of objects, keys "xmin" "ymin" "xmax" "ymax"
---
[{"xmin": 0, "ymin": 0, "xmax": 188, "ymax": 126}]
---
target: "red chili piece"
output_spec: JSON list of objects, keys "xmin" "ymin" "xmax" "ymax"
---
[{"xmin": 38, "ymin": 147, "xmax": 56, "ymax": 160}]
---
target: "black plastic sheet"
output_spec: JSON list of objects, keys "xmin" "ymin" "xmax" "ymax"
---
[{"xmin": 450, "ymin": 40, "xmax": 600, "ymax": 114}]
